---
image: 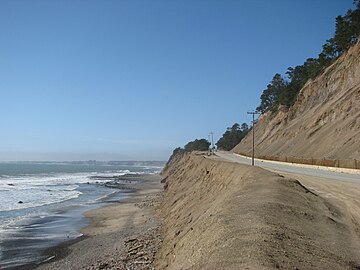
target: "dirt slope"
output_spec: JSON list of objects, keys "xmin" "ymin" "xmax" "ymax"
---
[
  {"xmin": 233, "ymin": 39, "xmax": 360, "ymax": 160},
  {"xmin": 155, "ymin": 153, "xmax": 360, "ymax": 269}
]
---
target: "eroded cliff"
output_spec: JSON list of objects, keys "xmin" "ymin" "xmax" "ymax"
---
[
  {"xmin": 155, "ymin": 152, "xmax": 360, "ymax": 269},
  {"xmin": 233, "ymin": 39, "xmax": 360, "ymax": 161}
]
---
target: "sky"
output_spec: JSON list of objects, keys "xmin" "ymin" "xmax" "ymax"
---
[{"xmin": 0, "ymin": 0, "xmax": 355, "ymax": 161}]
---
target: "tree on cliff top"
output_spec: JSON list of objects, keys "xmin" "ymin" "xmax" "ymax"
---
[
  {"xmin": 169, "ymin": 138, "xmax": 210, "ymax": 157},
  {"xmin": 166, "ymin": 138, "xmax": 210, "ymax": 166},
  {"xmin": 257, "ymin": 74, "xmax": 288, "ymax": 113},
  {"xmin": 184, "ymin": 139, "xmax": 210, "ymax": 152},
  {"xmin": 257, "ymin": 2, "xmax": 360, "ymax": 114},
  {"xmin": 216, "ymin": 123, "xmax": 249, "ymax": 151}
]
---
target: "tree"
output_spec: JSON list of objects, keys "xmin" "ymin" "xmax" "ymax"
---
[
  {"xmin": 172, "ymin": 147, "xmax": 184, "ymax": 156},
  {"xmin": 320, "ymin": 4, "xmax": 360, "ymax": 60},
  {"xmin": 216, "ymin": 123, "xmax": 250, "ymax": 151},
  {"xmin": 184, "ymin": 139, "xmax": 210, "ymax": 152},
  {"xmin": 256, "ymin": 2, "xmax": 360, "ymax": 113},
  {"xmin": 334, "ymin": 15, "xmax": 354, "ymax": 53},
  {"xmin": 241, "ymin": 123, "xmax": 249, "ymax": 132},
  {"xmin": 167, "ymin": 138, "xmax": 211, "ymax": 164},
  {"xmin": 257, "ymin": 74, "xmax": 287, "ymax": 113}
]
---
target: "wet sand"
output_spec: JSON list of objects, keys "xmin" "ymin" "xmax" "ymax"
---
[{"xmin": 34, "ymin": 174, "xmax": 163, "ymax": 270}]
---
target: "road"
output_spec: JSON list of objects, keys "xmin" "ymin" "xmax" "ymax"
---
[
  {"xmin": 215, "ymin": 151, "xmax": 360, "ymax": 264},
  {"xmin": 215, "ymin": 151, "xmax": 360, "ymax": 183}
]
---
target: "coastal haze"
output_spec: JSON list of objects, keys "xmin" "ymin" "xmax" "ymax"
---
[
  {"xmin": 0, "ymin": 1, "xmax": 352, "ymax": 161},
  {"xmin": 0, "ymin": 161, "xmax": 164, "ymax": 268}
]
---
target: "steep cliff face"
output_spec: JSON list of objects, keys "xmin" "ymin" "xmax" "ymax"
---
[
  {"xmin": 156, "ymin": 153, "xmax": 360, "ymax": 269},
  {"xmin": 233, "ymin": 39, "xmax": 360, "ymax": 160}
]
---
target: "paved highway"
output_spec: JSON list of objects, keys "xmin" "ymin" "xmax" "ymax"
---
[{"xmin": 216, "ymin": 151, "xmax": 360, "ymax": 183}]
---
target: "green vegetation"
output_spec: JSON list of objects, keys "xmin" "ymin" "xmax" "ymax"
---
[
  {"xmin": 171, "ymin": 138, "xmax": 210, "ymax": 155},
  {"xmin": 216, "ymin": 123, "xmax": 249, "ymax": 151},
  {"xmin": 168, "ymin": 124, "xmax": 250, "ymax": 160},
  {"xmin": 257, "ymin": 1, "xmax": 360, "ymax": 114},
  {"xmin": 167, "ymin": 2, "xmax": 360, "ymax": 161},
  {"xmin": 167, "ymin": 139, "xmax": 211, "ymax": 165},
  {"xmin": 184, "ymin": 139, "xmax": 211, "ymax": 152}
]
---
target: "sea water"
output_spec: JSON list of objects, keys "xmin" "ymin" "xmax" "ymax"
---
[{"xmin": 0, "ymin": 161, "xmax": 164, "ymax": 269}]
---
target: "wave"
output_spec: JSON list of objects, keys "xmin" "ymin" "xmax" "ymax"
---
[
  {"xmin": 0, "ymin": 189, "xmax": 82, "ymax": 212},
  {"xmin": 0, "ymin": 167, "xmax": 157, "ymax": 215}
]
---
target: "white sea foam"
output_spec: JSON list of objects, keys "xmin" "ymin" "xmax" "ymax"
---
[
  {"xmin": 0, "ymin": 188, "xmax": 82, "ymax": 212},
  {"xmin": 0, "ymin": 164, "xmax": 161, "ymax": 269},
  {"xmin": 94, "ymin": 190, "xmax": 118, "ymax": 202},
  {"xmin": 0, "ymin": 170, "xmax": 132, "ymax": 212}
]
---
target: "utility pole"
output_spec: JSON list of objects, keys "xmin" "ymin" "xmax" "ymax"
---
[
  {"xmin": 208, "ymin": 134, "xmax": 211, "ymax": 155},
  {"xmin": 210, "ymin": 132, "xmax": 214, "ymax": 154},
  {"xmin": 247, "ymin": 111, "xmax": 260, "ymax": 166}
]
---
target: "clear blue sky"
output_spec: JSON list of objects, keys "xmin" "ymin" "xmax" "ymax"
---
[{"xmin": 0, "ymin": 0, "xmax": 355, "ymax": 161}]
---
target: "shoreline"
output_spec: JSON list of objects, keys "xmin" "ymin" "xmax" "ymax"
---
[{"xmin": 34, "ymin": 174, "xmax": 163, "ymax": 270}]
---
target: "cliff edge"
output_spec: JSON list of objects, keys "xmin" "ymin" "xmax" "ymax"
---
[
  {"xmin": 233, "ymin": 39, "xmax": 360, "ymax": 161},
  {"xmin": 155, "ymin": 153, "xmax": 360, "ymax": 269}
]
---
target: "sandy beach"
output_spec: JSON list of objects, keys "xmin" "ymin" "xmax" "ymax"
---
[
  {"xmin": 20, "ymin": 152, "xmax": 360, "ymax": 270},
  {"xmin": 34, "ymin": 174, "xmax": 163, "ymax": 270}
]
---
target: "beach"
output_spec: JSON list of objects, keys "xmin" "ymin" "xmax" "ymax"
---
[
  {"xmin": 5, "ymin": 153, "xmax": 360, "ymax": 270},
  {"xmin": 0, "ymin": 162, "xmax": 164, "ymax": 269},
  {"xmin": 34, "ymin": 174, "xmax": 163, "ymax": 270}
]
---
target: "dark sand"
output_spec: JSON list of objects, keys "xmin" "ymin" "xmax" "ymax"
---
[{"xmin": 33, "ymin": 174, "xmax": 163, "ymax": 270}]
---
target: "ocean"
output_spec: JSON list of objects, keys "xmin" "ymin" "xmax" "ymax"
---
[{"xmin": 0, "ymin": 161, "xmax": 164, "ymax": 269}]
